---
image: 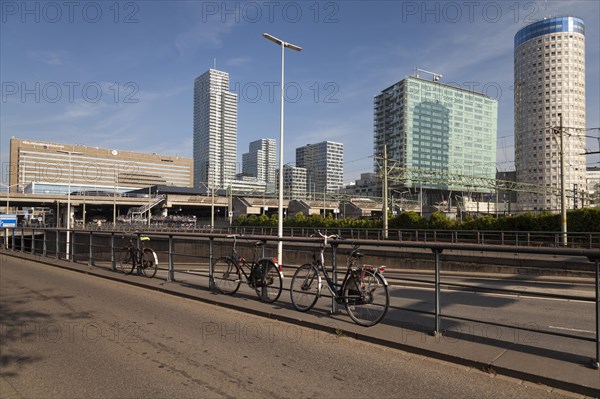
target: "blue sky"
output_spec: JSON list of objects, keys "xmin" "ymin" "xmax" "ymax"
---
[{"xmin": 1, "ymin": 0, "xmax": 599, "ymax": 185}]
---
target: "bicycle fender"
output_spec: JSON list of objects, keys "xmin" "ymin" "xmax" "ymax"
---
[
  {"xmin": 374, "ymin": 270, "xmax": 389, "ymax": 286},
  {"xmin": 144, "ymin": 248, "xmax": 159, "ymax": 266}
]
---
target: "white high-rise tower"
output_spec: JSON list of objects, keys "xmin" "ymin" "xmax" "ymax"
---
[
  {"xmin": 514, "ymin": 17, "xmax": 587, "ymax": 211},
  {"xmin": 193, "ymin": 69, "xmax": 238, "ymax": 189}
]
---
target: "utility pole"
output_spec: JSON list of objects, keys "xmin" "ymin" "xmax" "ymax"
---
[
  {"xmin": 383, "ymin": 145, "xmax": 389, "ymax": 239},
  {"xmin": 375, "ymin": 146, "xmax": 398, "ymax": 239},
  {"xmin": 559, "ymin": 113, "xmax": 567, "ymax": 246}
]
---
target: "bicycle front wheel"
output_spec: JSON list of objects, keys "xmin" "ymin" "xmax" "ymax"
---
[
  {"xmin": 342, "ymin": 270, "xmax": 389, "ymax": 327},
  {"xmin": 212, "ymin": 257, "xmax": 241, "ymax": 295},
  {"xmin": 290, "ymin": 264, "xmax": 320, "ymax": 312},
  {"xmin": 141, "ymin": 248, "xmax": 158, "ymax": 278},
  {"xmin": 118, "ymin": 248, "xmax": 135, "ymax": 275},
  {"xmin": 253, "ymin": 260, "xmax": 282, "ymax": 303}
]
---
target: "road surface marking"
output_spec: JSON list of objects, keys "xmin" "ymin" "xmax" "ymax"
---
[{"xmin": 548, "ymin": 325, "xmax": 594, "ymax": 334}]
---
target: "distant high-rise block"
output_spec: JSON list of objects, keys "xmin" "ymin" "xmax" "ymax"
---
[
  {"xmin": 296, "ymin": 141, "xmax": 344, "ymax": 195},
  {"xmin": 279, "ymin": 164, "xmax": 308, "ymax": 199},
  {"xmin": 193, "ymin": 69, "xmax": 238, "ymax": 189},
  {"xmin": 514, "ymin": 17, "xmax": 587, "ymax": 211},
  {"xmin": 242, "ymin": 139, "xmax": 276, "ymax": 185},
  {"xmin": 374, "ymin": 76, "xmax": 498, "ymax": 192}
]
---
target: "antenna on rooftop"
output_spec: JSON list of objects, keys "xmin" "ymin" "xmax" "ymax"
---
[{"xmin": 414, "ymin": 67, "xmax": 442, "ymax": 82}]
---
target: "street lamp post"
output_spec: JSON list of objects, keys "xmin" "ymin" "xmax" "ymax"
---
[
  {"xmin": 113, "ymin": 166, "xmax": 119, "ymax": 225},
  {"xmin": 1, "ymin": 183, "xmax": 20, "ymax": 250},
  {"xmin": 263, "ymin": 32, "xmax": 302, "ymax": 267},
  {"xmin": 57, "ymin": 150, "xmax": 82, "ymax": 260},
  {"xmin": 0, "ymin": 183, "xmax": 20, "ymax": 214}
]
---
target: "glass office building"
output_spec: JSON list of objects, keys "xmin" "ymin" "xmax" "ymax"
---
[
  {"xmin": 374, "ymin": 76, "xmax": 498, "ymax": 192},
  {"xmin": 514, "ymin": 17, "xmax": 587, "ymax": 211}
]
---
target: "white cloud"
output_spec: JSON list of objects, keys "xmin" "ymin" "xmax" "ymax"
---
[
  {"xmin": 225, "ymin": 57, "xmax": 252, "ymax": 68},
  {"xmin": 27, "ymin": 50, "xmax": 67, "ymax": 66},
  {"xmin": 174, "ymin": 19, "xmax": 236, "ymax": 54}
]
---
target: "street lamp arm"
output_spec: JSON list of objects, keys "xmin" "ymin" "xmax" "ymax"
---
[{"xmin": 262, "ymin": 33, "xmax": 302, "ymax": 51}]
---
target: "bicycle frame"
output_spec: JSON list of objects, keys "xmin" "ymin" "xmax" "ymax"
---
[
  {"xmin": 212, "ymin": 235, "xmax": 283, "ymax": 303},
  {"xmin": 227, "ymin": 236, "xmax": 281, "ymax": 285},
  {"xmin": 312, "ymin": 235, "xmax": 388, "ymax": 302}
]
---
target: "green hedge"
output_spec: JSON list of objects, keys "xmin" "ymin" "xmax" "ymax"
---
[{"xmin": 234, "ymin": 208, "xmax": 600, "ymax": 232}]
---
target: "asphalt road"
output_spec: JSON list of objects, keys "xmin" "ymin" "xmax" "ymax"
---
[
  {"xmin": 0, "ymin": 257, "xmax": 581, "ymax": 398},
  {"xmin": 169, "ymin": 263, "xmax": 597, "ymax": 342}
]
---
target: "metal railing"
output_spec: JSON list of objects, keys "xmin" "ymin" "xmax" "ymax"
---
[
  {"xmin": 64, "ymin": 224, "xmax": 600, "ymax": 249},
  {"xmin": 2, "ymin": 226, "xmax": 599, "ymax": 369}
]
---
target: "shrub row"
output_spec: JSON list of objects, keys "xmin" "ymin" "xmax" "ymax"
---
[{"xmin": 234, "ymin": 208, "xmax": 600, "ymax": 232}]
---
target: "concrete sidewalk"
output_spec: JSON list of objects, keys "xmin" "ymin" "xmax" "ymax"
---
[{"xmin": 2, "ymin": 250, "xmax": 598, "ymax": 397}]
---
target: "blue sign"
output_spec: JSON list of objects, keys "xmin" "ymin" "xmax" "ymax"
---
[{"xmin": 0, "ymin": 214, "xmax": 17, "ymax": 228}]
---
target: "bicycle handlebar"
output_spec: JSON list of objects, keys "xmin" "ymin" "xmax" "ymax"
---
[{"xmin": 313, "ymin": 230, "xmax": 343, "ymax": 243}]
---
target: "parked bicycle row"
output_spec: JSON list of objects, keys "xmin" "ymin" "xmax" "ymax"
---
[
  {"xmin": 211, "ymin": 232, "xmax": 389, "ymax": 326},
  {"xmin": 116, "ymin": 232, "xmax": 390, "ymax": 327}
]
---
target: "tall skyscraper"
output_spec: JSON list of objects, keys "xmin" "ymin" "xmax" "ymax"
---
[
  {"xmin": 514, "ymin": 17, "xmax": 587, "ymax": 211},
  {"xmin": 241, "ymin": 139, "xmax": 276, "ymax": 185},
  {"xmin": 374, "ymin": 75, "xmax": 498, "ymax": 192},
  {"xmin": 193, "ymin": 69, "xmax": 238, "ymax": 189},
  {"xmin": 296, "ymin": 141, "xmax": 344, "ymax": 195}
]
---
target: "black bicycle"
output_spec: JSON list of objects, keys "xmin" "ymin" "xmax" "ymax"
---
[
  {"xmin": 118, "ymin": 235, "xmax": 158, "ymax": 278},
  {"xmin": 212, "ymin": 236, "xmax": 283, "ymax": 303},
  {"xmin": 290, "ymin": 232, "xmax": 389, "ymax": 327}
]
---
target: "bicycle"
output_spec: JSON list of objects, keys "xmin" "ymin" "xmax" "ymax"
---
[
  {"xmin": 212, "ymin": 236, "xmax": 283, "ymax": 303},
  {"xmin": 118, "ymin": 235, "xmax": 158, "ymax": 278},
  {"xmin": 290, "ymin": 232, "xmax": 389, "ymax": 327}
]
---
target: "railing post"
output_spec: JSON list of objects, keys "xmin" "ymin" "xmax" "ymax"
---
[
  {"xmin": 432, "ymin": 248, "xmax": 443, "ymax": 336},
  {"xmin": 88, "ymin": 231, "xmax": 93, "ymax": 266},
  {"xmin": 70, "ymin": 230, "xmax": 75, "ymax": 262},
  {"xmin": 208, "ymin": 237, "xmax": 215, "ymax": 289},
  {"xmin": 168, "ymin": 234, "xmax": 174, "ymax": 282},
  {"xmin": 593, "ymin": 257, "xmax": 600, "ymax": 369},
  {"xmin": 43, "ymin": 229, "xmax": 47, "ymax": 257},
  {"xmin": 331, "ymin": 243, "xmax": 338, "ymax": 314},
  {"xmin": 55, "ymin": 229, "xmax": 59, "ymax": 258},
  {"xmin": 20, "ymin": 229, "xmax": 24, "ymax": 254},
  {"xmin": 111, "ymin": 232, "xmax": 116, "ymax": 271},
  {"xmin": 31, "ymin": 228, "xmax": 36, "ymax": 254},
  {"xmin": 501, "ymin": 231, "xmax": 505, "ymax": 246}
]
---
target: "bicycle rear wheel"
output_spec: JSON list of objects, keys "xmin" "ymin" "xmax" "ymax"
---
[
  {"xmin": 253, "ymin": 260, "xmax": 282, "ymax": 303},
  {"xmin": 342, "ymin": 269, "xmax": 389, "ymax": 327},
  {"xmin": 212, "ymin": 257, "xmax": 241, "ymax": 295},
  {"xmin": 118, "ymin": 248, "xmax": 135, "ymax": 275},
  {"xmin": 141, "ymin": 248, "xmax": 158, "ymax": 278},
  {"xmin": 290, "ymin": 264, "xmax": 320, "ymax": 311}
]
